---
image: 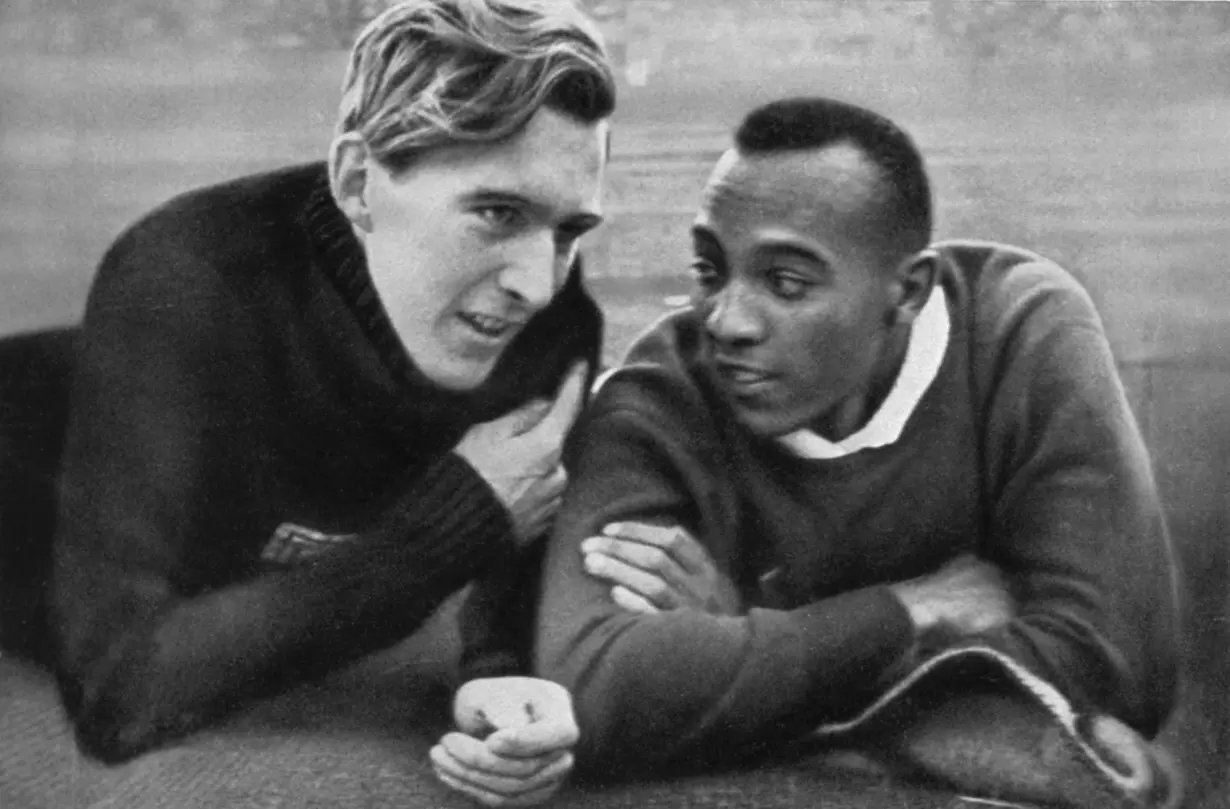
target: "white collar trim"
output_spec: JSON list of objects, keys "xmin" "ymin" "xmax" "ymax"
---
[{"xmin": 777, "ymin": 287, "xmax": 950, "ymax": 460}]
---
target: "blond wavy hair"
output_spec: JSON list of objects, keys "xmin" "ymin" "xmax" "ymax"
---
[{"xmin": 336, "ymin": 0, "xmax": 615, "ymax": 172}]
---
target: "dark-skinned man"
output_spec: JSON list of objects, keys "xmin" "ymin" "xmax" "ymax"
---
[{"xmin": 533, "ymin": 97, "xmax": 1181, "ymax": 809}]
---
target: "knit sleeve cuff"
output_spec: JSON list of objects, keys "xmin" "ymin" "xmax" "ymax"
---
[
  {"xmin": 792, "ymin": 585, "xmax": 919, "ymax": 697},
  {"xmin": 379, "ymin": 452, "xmax": 517, "ymax": 567},
  {"xmin": 359, "ymin": 449, "xmax": 519, "ymax": 582}
]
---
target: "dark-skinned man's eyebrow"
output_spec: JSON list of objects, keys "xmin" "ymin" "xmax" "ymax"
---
[
  {"xmin": 756, "ymin": 240, "xmax": 830, "ymax": 270},
  {"xmin": 747, "ymin": 237, "xmax": 836, "ymax": 275}
]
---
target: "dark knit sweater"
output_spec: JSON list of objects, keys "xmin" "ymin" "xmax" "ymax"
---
[
  {"xmin": 50, "ymin": 162, "xmax": 601, "ymax": 762},
  {"xmin": 536, "ymin": 240, "xmax": 1178, "ymax": 779}
]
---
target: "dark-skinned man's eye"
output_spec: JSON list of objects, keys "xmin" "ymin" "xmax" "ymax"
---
[{"xmin": 768, "ymin": 269, "xmax": 810, "ymax": 300}]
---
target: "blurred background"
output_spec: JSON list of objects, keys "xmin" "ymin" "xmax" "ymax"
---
[
  {"xmin": 1, "ymin": 0, "xmax": 1229, "ymax": 366},
  {"xmin": 1, "ymin": 4, "xmax": 1229, "ymax": 804}
]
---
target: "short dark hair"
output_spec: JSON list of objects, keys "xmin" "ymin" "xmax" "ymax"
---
[{"xmin": 734, "ymin": 97, "xmax": 932, "ymax": 256}]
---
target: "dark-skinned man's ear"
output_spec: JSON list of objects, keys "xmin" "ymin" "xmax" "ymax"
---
[{"xmin": 890, "ymin": 249, "xmax": 939, "ymax": 327}]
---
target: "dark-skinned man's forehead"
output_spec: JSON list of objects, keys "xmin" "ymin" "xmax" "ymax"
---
[
  {"xmin": 695, "ymin": 145, "xmax": 894, "ymax": 259},
  {"xmin": 701, "ymin": 145, "xmax": 883, "ymax": 220}
]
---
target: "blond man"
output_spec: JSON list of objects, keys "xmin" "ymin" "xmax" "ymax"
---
[{"xmin": 26, "ymin": 1, "xmax": 614, "ymax": 804}]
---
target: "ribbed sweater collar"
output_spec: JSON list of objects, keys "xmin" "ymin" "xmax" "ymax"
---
[{"xmin": 297, "ymin": 167, "xmax": 482, "ymax": 433}]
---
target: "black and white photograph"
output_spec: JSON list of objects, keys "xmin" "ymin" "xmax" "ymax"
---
[{"xmin": 1, "ymin": 1, "xmax": 1227, "ymax": 807}]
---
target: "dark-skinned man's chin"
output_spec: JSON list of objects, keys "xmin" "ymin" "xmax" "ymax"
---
[{"xmin": 724, "ymin": 401, "xmax": 812, "ymax": 442}]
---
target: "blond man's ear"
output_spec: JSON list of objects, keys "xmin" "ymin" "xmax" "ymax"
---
[{"xmin": 328, "ymin": 132, "xmax": 373, "ymax": 234}]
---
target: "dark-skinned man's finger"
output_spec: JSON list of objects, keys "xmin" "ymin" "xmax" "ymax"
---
[
  {"xmin": 438, "ymin": 732, "xmax": 561, "ymax": 778},
  {"xmin": 611, "ymin": 584, "xmax": 659, "ymax": 614},
  {"xmin": 602, "ymin": 521, "xmax": 714, "ymax": 576},
  {"xmin": 581, "ymin": 536, "xmax": 690, "ymax": 591},
  {"xmin": 600, "ymin": 520, "xmax": 671, "ymax": 544},
  {"xmin": 582, "ymin": 551, "xmax": 681, "ymax": 609}
]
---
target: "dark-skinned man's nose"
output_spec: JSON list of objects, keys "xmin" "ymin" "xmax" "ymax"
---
[{"xmin": 704, "ymin": 282, "xmax": 763, "ymax": 347}]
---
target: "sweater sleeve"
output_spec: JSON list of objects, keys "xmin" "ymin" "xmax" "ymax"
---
[
  {"xmin": 974, "ymin": 263, "xmax": 1179, "ymax": 737},
  {"xmin": 455, "ymin": 255, "xmax": 606, "ymax": 682},
  {"xmin": 52, "ymin": 231, "xmax": 515, "ymax": 763},
  {"xmin": 534, "ymin": 384, "xmax": 916, "ymax": 780}
]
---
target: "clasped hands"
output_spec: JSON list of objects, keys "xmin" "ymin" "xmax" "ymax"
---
[
  {"xmin": 432, "ymin": 677, "xmax": 578, "ymax": 807},
  {"xmin": 430, "ymin": 522, "xmax": 738, "ymax": 808}
]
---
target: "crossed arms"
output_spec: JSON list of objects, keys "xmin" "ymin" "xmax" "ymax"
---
[{"xmin": 533, "ymin": 275, "xmax": 1179, "ymax": 780}]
